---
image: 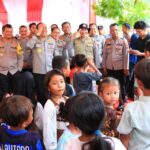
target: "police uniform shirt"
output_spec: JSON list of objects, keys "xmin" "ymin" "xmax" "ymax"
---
[
  {"xmin": 55, "ymin": 39, "xmax": 66, "ymax": 57},
  {"xmin": 74, "ymin": 36, "xmax": 96, "ymax": 59},
  {"xmin": 0, "ymin": 38, "xmax": 23, "ymax": 75},
  {"xmin": 91, "ymin": 35, "xmax": 105, "ymax": 68},
  {"xmin": 60, "ymin": 33, "xmax": 74, "ymax": 60},
  {"xmin": 102, "ymin": 37, "xmax": 129, "ymax": 70},
  {"xmin": 27, "ymin": 35, "xmax": 56, "ymax": 74},
  {"xmin": 19, "ymin": 38, "xmax": 32, "ymax": 68}
]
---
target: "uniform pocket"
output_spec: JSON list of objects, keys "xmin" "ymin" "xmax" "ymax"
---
[
  {"xmin": 106, "ymin": 45, "xmax": 112, "ymax": 54},
  {"xmin": 10, "ymin": 46, "xmax": 17, "ymax": 58},
  {"xmin": 0, "ymin": 46, "xmax": 5, "ymax": 57},
  {"xmin": 115, "ymin": 45, "xmax": 123, "ymax": 55}
]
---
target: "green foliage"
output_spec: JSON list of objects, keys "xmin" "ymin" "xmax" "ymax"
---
[{"xmin": 94, "ymin": 0, "xmax": 150, "ymax": 26}]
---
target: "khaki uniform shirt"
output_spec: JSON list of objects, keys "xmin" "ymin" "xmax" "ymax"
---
[
  {"xmin": 74, "ymin": 36, "xmax": 96, "ymax": 59},
  {"xmin": 102, "ymin": 37, "xmax": 129, "ymax": 70},
  {"xmin": 0, "ymin": 38, "xmax": 23, "ymax": 75}
]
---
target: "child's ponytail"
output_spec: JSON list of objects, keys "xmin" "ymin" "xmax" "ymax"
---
[{"xmin": 82, "ymin": 136, "xmax": 112, "ymax": 150}]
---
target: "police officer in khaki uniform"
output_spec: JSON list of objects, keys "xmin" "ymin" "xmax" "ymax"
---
[
  {"xmin": 74, "ymin": 23, "xmax": 96, "ymax": 63},
  {"xmin": 0, "ymin": 24, "xmax": 23, "ymax": 100},
  {"xmin": 60, "ymin": 22, "xmax": 74, "ymax": 61},
  {"xmin": 27, "ymin": 23, "xmax": 56, "ymax": 106},
  {"xmin": 102, "ymin": 23, "xmax": 129, "ymax": 103}
]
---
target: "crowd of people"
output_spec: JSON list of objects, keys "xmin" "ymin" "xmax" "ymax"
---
[{"xmin": 0, "ymin": 20, "xmax": 150, "ymax": 150}]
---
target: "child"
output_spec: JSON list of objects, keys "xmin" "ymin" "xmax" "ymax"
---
[
  {"xmin": 144, "ymin": 39, "xmax": 150, "ymax": 58},
  {"xmin": 52, "ymin": 56, "xmax": 75, "ymax": 97},
  {"xmin": 117, "ymin": 58, "xmax": 150, "ymax": 150},
  {"xmin": 98, "ymin": 77, "xmax": 121, "ymax": 137},
  {"xmin": 69, "ymin": 56, "xmax": 77, "ymax": 85},
  {"xmin": 57, "ymin": 96, "xmax": 81, "ymax": 150},
  {"xmin": 64, "ymin": 92, "xmax": 126, "ymax": 150},
  {"xmin": 0, "ymin": 95, "xmax": 45, "ymax": 150},
  {"xmin": 73, "ymin": 54, "xmax": 102, "ymax": 94},
  {"xmin": 43, "ymin": 69, "xmax": 68, "ymax": 150}
]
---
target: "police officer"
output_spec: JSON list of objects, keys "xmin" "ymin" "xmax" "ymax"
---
[
  {"xmin": 89, "ymin": 23, "xmax": 105, "ymax": 70},
  {"xmin": 50, "ymin": 27, "xmax": 65, "ymax": 56},
  {"xmin": 0, "ymin": 24, "xmax": 23, "ymax": 100},
  {"xmin": 28, "ymin": 22, "xmax": 37, "ymax": 39},
  {"xmin": 18, "ymin": 25, "xmax": 35, "ymax": 103},
  {"xmin": 19, "ymin": 25, "xmax": 32, "ymax": 71},
  {"xmin": 27, "ymin": 23, "xmax": 56, "ymax": 106},
  {"xmin": 102, "ymin": 23, "xmax": 129, "ymax": 103},
  {"xmin": 60, "ymin": 22, "xmax": 74, "ymax": 61},
  {"xmin": 74, "ymin": 23, "xmax": 96, "ymax": 63}
]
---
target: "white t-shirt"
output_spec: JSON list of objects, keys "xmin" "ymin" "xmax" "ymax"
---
[
  {"xmin": 34, "ymin": 102, "xmax": 43, "ymax": 131},
  {"xmin": 43, "ymin": 99, "xmax": 67, "ymax": 150},
  {"xmin": 64, "ymin": 135, "xmax": 126, "ymax": 150}
]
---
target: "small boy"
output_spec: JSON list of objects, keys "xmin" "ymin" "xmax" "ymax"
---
[
  {"xmin": 0, "ymin": 95, "xmax": 45, "ymax": 150},
  {"xmin": 117, "ymin": 58, "xmax": 150, "ymax": 150},
  {"xmin": 145, "ymin": 39, "xmax": 150, "ymax": 58},
  {"xmin": 52, "ymin": 56, "xmax": 75, "ymax": 97},
  {"xmin": 73, "ymin": 54, "xmax": 102, "ymax": 93}
]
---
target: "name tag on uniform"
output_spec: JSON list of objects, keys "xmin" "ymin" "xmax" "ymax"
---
[
  {"xmin": 48, "ymin": 43, "xmax": 55, "ymax": 49},
  {"xmin": 106, "ymin": 45, "xmax": 112, "ymax": 49},
  {"xmin": 36, "ymin": 43, "xmax": 42, "ymax": 48},
  {"xmin": 106, "ymin": 43, "xmax": 111, "ymax": 46},
  {"xmin": 87, "ymin": 43, "xmax": 93, "ymax": 47},
  {"xmin": 11, "ymin": 46, "xmax": 17, "ymax": 49}
]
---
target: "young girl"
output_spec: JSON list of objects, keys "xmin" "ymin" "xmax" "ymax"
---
[
  {"xmin": 43, "ymin": 69, "xmax": 68, "ymax": 150},
  {"xmin": 98, "ymin": 77, "xmax": 122, "ymax": 137},
  {"xmin": 64, "ymin": 92, "xmax": 126, "ymax": 150},
  {"xmin": 0, "ymin": 95, "xmax": 45, "ymax": 150},
  {"xmin": 57, "ymin": 96, "xmax": 81, "ymax": 150}
]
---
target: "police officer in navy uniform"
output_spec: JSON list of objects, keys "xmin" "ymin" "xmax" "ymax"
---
[{"xmin": 0, "ymin": 24, "xmax": 23, "ymax": 100}]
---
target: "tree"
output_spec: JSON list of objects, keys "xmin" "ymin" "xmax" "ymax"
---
[{"xmin": 94, "ymin": 0, "xmax": 150, "ymax": 26}]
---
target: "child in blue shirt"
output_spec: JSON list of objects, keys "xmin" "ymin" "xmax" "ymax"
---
[
  {"xmin": 73, "ymin": 54, "xmax": 102, "ymax": 94},
  {"xmin": 0, "ymin": 95, "xmax": 45, "ymax": 150},
  {"xmin": 57, "ymin": 96, "xmax": 80, "ymax": 150}
]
